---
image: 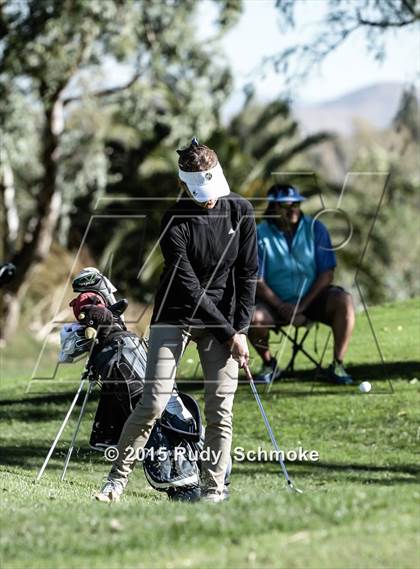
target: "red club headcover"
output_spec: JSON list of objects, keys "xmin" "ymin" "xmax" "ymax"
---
[{"xmin": 69, "ymin": 292, "xmax": 106, "ymax": 320}]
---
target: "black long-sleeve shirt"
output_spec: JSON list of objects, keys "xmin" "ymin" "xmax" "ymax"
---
[{"xmin": 151, "ymin": 192, "xmax": 258, "ymax": 344}]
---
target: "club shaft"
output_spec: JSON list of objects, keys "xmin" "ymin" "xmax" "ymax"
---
[
  {"xmin": 244, "ymin": 365, "xmax": 292, "ymax": 484},
  {"xmin": 36, "ymin": 380, "xmax": 86, "ymax": 482},
  {"xmin": 60, "ymin": 382, "xmax": 92, "ymax": 481}
]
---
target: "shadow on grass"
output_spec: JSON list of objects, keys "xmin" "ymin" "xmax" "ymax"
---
[
  {"xmin": 0, "ymin": 444, "xmax": 104, "ymax": 471},
  {"xmin": 178, "ymin": 360, "xmax": 420, "ymax": 395},
  {"xmin": 0, "ymin": 391, "xmax": 97, "ymax": 406},
  {"xmin": 259, "ymin": 359, "xmax": 417, "ymax": 396},
  {"xmin": 277, "ymin": 360, "xmax": 419, "ymax": 382},
  {"xmin": 0, "ymin": 391, "xmax": 101, "ymax": 422},
  {"xmin": 235, "ymin": 460, "xmax": 420, "ymax": 485},
  {"xmin": 1, "ymin": 359, "xmax": 418, "ymax": 421},
  {"xmin": 179, "ymin": 360, "xmax": 420, "ymax": 397},
  {"xmin": 2, "ymin": 445, "xmax": 419, "ymax": 488}
]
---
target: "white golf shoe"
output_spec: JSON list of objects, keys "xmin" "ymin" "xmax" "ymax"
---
[
  {"xmin": 201, "ymin": 486, "xmax": 229, "ymax": 503},
  {"xmin": 95, "ymin": 479, "xmax": 125, "ymax": 503}
]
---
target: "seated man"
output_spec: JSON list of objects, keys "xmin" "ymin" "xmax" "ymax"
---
[{"xmin": 249, "ymin": 184, "xmax": 355, "ymax": 385}]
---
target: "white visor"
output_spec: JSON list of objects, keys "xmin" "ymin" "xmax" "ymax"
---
[{"xmin": 178, "ymin": 162, "xmax": 230, "ymax": 202}]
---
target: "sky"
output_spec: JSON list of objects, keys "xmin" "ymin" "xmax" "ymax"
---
[{"xmin": 196, "ymin": 0, "xmax": 419, "ymax": 116}]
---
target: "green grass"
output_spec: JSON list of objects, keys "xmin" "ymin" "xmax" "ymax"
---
[{"xmin": 1, "ymin": 299, "xmax": 419, "ymax": 569}]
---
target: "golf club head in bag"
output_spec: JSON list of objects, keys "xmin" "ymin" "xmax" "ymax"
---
[
  {"xmin": 70, "ymin": 292, "xmax": 106, "ymax": 320},
  {"xmin": 72, "ymin": 266, "xmax": 126, "ymax": 329},
  {"xmin": 71, "ymin": 295, "xmax": 128, "ymax": 336},
  {"xmin": 72, "ymin": 267, "xmax": 118, "ymax": 308}
]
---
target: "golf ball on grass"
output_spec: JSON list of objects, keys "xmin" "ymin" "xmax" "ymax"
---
[{"xmin": 359, "ymin": 381, "xmax": 372, "ymax": 393}]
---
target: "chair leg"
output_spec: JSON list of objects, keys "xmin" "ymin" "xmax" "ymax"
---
[
  {"xmin": 279, "ymin": 327, "xmax": 322, "ymax": 377},
  {"xmin": 288, "ymin": 328, "xmax": 301, "ymax": 373},
  {"xmin": 314, "ymin": 331, "xmax": 332, "ymax": 380},
  {"xmin": 280, "ymin": 329, "xmax": 297, "ymax": 374}
]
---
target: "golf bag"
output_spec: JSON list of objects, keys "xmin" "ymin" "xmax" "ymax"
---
[
  {"xmin": 61, "ymin": 268, "xmax": 208, "ymax": 498},
  {"xmin": 60, "ymin": 268, "xmax": 144, "ymax": 447},
  {"xmin": 86, "ymin": 329, "xmax": 147, "ymax": 449},
  {"xmin": 143, "ymin": 391, "xmax": 204, "ymax": 501}
]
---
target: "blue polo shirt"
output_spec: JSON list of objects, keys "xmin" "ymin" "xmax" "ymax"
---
[{"xmin": 257, "ymin": 215, "xmax": 336, "ymax": 303}]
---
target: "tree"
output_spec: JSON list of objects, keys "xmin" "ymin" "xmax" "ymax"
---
[
  {"xmin": 392, "ymin": 85, "xmax": 419, "ymax": 144},
  {"xmin": 0, "ymin": 0, "xmax": 242, "ymax": 342},
  {"xmin": 208, "ymin": 94, "xmax": 333, "ymax": 195},
  {"xmin": 272, "ymin": 0, "xmax": 420, "ymax": 86}
]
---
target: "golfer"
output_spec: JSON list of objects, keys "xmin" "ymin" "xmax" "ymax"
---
[{"xmin": 96, "ymin": 139, "xmax": 258, "ymax": 502}]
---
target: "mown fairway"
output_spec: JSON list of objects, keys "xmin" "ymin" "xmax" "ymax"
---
[{"xmin": 1, "ymin": 300, "xmax": 419, "ymax": 569}]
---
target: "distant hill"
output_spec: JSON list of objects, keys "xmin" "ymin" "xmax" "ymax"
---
[{"xmin": 294, "ymin": 82, "xmax": 414, "ymax": 136}]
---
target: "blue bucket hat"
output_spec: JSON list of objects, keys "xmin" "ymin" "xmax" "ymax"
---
[{"xmin": 267, "ymin": 185, "xmax": 306, "ymax": 203}]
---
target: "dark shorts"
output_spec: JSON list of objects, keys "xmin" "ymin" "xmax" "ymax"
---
[{"xmin": 256, "ymin": 285, "xmax": 348, "ymax": 328}]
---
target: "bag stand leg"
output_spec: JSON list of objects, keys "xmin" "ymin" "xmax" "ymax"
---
[
  {"xmin": 35, "ymin": 380, "xmax": 86, "ymax": 482},
  {"xmin": 60, "ymin": 381, "xmax": 94, "ymax": 481}
]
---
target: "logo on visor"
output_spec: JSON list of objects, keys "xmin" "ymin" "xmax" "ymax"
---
[{"xmin": 205, "ymin": 173, "xmax": 213, "ymax": 180}]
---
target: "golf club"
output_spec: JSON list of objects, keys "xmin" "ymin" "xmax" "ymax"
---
[{"xmin": 243, "ymin": 363, "xmax": 303, "ymax": 494}]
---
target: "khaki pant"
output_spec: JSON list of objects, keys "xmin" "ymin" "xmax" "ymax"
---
[{"xmin": 109, "ymin": 324, "xmax": 239, "ymax": 495}]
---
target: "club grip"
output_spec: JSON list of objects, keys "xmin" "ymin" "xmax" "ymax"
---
[{"xmin": 243, "ymin": 364, "xmax": 253, "ymax": 382}]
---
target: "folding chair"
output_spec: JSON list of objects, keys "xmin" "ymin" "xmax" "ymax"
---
[{"xmin": 275, "ymin": 321, "xmax": 330, "ymax": 379}]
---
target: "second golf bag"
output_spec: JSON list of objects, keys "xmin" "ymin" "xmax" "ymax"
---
[{"xmin": 143, "ymin": 391, "xmax": 204, "ymax": 501}]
